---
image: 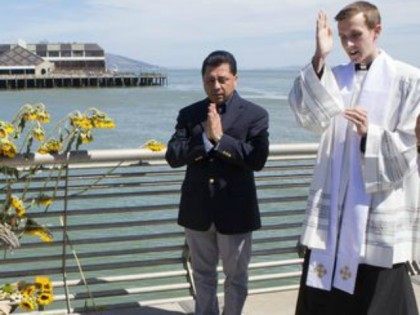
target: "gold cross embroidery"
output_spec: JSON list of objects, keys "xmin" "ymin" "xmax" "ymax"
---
[
  {"xmin": 314, "ymin": 263, "xmax": 327, "ymax": 278},
  {"xmin": 340, "ymin": 266, "xmax": 352, "ymax": 280}
]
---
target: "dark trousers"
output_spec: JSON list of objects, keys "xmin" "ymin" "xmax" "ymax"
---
[{"xmin": 295, "ymin": 251, "xmax": 419, "ymax": 315}]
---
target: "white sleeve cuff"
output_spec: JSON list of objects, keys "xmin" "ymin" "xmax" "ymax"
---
[{"xmin": 202, "ymin": 132, "xmax": 214, "ymax": 152}]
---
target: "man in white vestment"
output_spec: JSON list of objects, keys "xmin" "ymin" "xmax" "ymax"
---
[{"xmin": 289, "ymin": 2, "xmax": 419, "ymax": 314}]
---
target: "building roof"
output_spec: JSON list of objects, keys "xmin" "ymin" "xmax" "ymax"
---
[
  {"xmin": 0, "ymin": 45, "xmax": 45, "ymax": 66},
  {"xmin": 32, "ymin": 43, "xmax": 103, "ymax": 52},
  {"xmin": 0, "ymin": 42, "xmax": 104, "ymax": 54},
  {"xmin": 0, "ymin": 44, "xmax": 10, "ymax": 55},
  {"xmin": 84, "ymin": 43, "xmax": 103, "ymax": 51}
]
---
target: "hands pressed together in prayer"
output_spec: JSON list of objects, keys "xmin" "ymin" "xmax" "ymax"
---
[
  {"xmin": 205, "ymin": 103, "xmax": 223, "ymax": 143},
  {"xmin": 344, "ymin": 107, "xmax": 368, "ymax": 136}
]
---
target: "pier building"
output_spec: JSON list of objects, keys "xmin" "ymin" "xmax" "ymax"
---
[{"xmin": 0, "ymin": 41, "xmax": 166, "ymax": 90}]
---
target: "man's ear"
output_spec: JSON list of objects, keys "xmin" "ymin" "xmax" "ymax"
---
[{"xmin": 373, "ymin": 23, "xmax": 382, "ymax": 40}]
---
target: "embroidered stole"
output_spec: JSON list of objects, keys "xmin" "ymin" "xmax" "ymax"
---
[{"xmin": 306, "ymin": 52, "xmax": 395, "ymax": 294}]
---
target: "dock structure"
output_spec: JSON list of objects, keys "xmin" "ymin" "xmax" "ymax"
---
[
  {"xmin": 0, "ymin": 72, "xmax": 167, "ymax": 90},
  {"xmin": 0, "ymin": 41, "xmax": 167, "ymax": 90}
]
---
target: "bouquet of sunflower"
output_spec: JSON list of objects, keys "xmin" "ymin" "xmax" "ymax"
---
[
  {"xmin": 0, "ymin": 103, "xmax": 115, "ymax": 250},
  {"xmin": 0, "ymin": 276, "xmax": 53, "ymax": 314}
]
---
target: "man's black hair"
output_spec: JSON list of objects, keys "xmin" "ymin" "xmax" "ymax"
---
[{"xmin": 201, "ymin": 50, "xmax": 237, "ymax": 76}]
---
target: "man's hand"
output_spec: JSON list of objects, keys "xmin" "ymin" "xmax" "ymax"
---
[
  {"xmin": 344, "ymin": 107, "xmax": 368, "ymax": 136},
  {"xmin": 312, "ymin": 11, "xmax": 333, "ymax": 74},
  {"xmin": 206, "ymin": 103, "xmax": 223, "ymax": 142},
  {"xmin": 416, "ymin": 114, "xmax": 420, "ymax": 145}
]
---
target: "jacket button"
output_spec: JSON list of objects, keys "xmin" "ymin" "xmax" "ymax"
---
[{"xmin": 209, "ymin": 178, "xmax": 214, "ymax": 184}]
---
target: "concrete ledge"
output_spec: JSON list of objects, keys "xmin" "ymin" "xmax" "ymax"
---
[{"xmin": 90, "ymin": 281, "xmax": 418, "ymax": 315}]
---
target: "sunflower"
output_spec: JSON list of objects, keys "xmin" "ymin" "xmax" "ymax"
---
[
  {"xmin": 70, "ymin": 115, "xmax": 93, "ymax": 130},
  {"xmin": 35, "ymin": 195, "xmax": 54, "ymax": 207},
  {"xmin": 37, "ymin": 139, "xmax": 62, "ymax": 154},
  {"xmin": 19, "ymin": 295, "xmax": 37, "ymax": 311},
  {"xmin": 22, "ymin": 109, "xmax": 37, "ymax": 122},
  {"xmin": 10, "ymin": 195, "xmax": 23, "ymax": 209},
  {"xmin": 3, "ymin": 122, "xmax": 14, "ymax": 134},
  {"xmin": 34, "ymin": 276, "xmax": 53, "ymax": 292},
  {"xmin": 143, "ymin": 139, "xmax": 166, "ymax": 152},
  {"xmin": 0, "ymin": 121, "xmax": 14, "ymax": 138},
  {"xmin": 32, "ymin": 127, "xmax": 45, "ymax": 141},
  {"xmin": 36, "ymin": 291, "xmax": 54, "ymax": 306},
  {"xmin": 24, "ymin": 225, "xmax": 53, "ymax": 243},
  {"xmin": 92, "ymin": 116, "xmax": 114, "ymax": 129},
  {"xmin": 79, "ymin": 131, "xmax": 93, "ymax": 144},
  {"xmin": 10, "ymin": 196, "xmax": 26, "ymax": 218},
  {"xmin": 0, "ymin": 138, "xmax": 17, "ymax": 158},
  {"xmin": 21, "ymin": 284, "xmax": 36, "ymax": 296},
  {"xmin": 14, "ymin": 205, "xmax": 26, "ymax": 218},
  {"xmin": 36, "ymin": 111, "xmax": 50, "ymax": 124}
]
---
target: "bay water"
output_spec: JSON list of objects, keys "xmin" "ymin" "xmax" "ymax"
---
[{"xmin": 0, "ymin": 69, "xmax": 318, "ymax": 148}]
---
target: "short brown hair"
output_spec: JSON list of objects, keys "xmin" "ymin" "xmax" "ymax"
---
[{"xmin": 335, "ymin": 1, "xmax": 381, "ymax": 29}]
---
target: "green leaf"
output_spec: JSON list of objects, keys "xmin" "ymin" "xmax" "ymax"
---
[
  {"xmin": 1, "ymin": 283, "xmax": 14, "ymax": 294},
  {"xmin": 0, "ymin": 167, "xmax": 19, "ymax": 179},
  {"xmin": 25, "ymin": 137, "xmax": 34, "ymax": 155},
  {"xmin": 17, "ymin": 118, "xmax": 26, "ymax": 134},
  {"xmin": 65, "ymin": 135, "xmax": 75, "ymax": 152}
]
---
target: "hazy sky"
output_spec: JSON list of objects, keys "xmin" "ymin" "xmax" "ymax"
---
[{"xmin": 3, "ymin": 0, "xmax": 420, "ymax": 69}]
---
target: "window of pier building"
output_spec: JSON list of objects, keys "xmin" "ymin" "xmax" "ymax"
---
[
  {"xmin": 85, "ymin": 50, "xmax": 104, "ymax": 57},
  {"xmin": 54, "ymin": 60, "xmax": 105, "ymax": 70},
  {"xmin": 48, "ymin": 51, "xmax": 59, "ymax": 57},
  {"xmin": 73, "ymin": 50, "xmax": 84, "ymax": 57},
  {"xmin": 61, "ymin": 50, "xmax": 72, "ymax": 57},
  {"xmin": 35, "ymin": 44, "xmax": 47, "ymax": 57}
]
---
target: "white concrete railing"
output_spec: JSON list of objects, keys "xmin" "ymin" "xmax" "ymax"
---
[{"xmin": 0, "ymin": 143, "xmax": 319, "ymax": 167}]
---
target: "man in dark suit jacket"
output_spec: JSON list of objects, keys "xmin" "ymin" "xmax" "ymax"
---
[{"xmin": 165, "ymin": 50, "xmax": 269, "ymax": 315}]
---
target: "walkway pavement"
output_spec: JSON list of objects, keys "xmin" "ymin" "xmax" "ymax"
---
[{"xmin": 82, "ymin": 278, "xmax": 419, "ymax": 314}]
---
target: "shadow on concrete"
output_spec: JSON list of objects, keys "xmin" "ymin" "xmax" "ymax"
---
[{"xmin": 74, "ymin": 302, "xmax": 194, "ymax": 315}]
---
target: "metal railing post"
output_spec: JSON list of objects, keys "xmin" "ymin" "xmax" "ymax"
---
[{"xmin": 61, "ymin": 164, "xmax": 72, "ymax": 313}]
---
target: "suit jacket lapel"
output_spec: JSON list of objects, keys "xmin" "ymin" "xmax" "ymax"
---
[
  {"xmin": 221, "ymin": 91, "xmax": 243, "ymax": 130},
  {"xmin": 198, "ymin": 100, "xmax": 209, "ymax": 132}
]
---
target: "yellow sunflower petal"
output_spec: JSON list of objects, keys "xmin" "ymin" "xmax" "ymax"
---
[
  {"xmin": 0, "ymin": 128, "xmax": 7, "ymax": 138},
  {"xmin": 21, "ymin": 284, "xmax": 36, "ymax": 296},
  {"xmin": 36, "ymin": 111, "xmax": 50, "ymax": 124},
  {"xmin": 142, "ymin": 140, "xmax": 166, "ymax": 152},
  {"xmin": 24, "ymin": 226, "xmax": 53, "ymax": 243},
  {"xmin": 79, "ymin": 132, "xmax": 93, "ymax": 144},
  {"xmin": 35, "ymin": 195, "xmax": 54, "ymax": 207},
  {"xmin": 32, "ymin": 128, "xmax": 45, "ymax": 141},
  {"xmin": 36, "ymin": 292, "xmax": 54, "ymax": 305},
  {"xmin": 37, "ymin": 139, "xmax": 62, "ymax": 154}
]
